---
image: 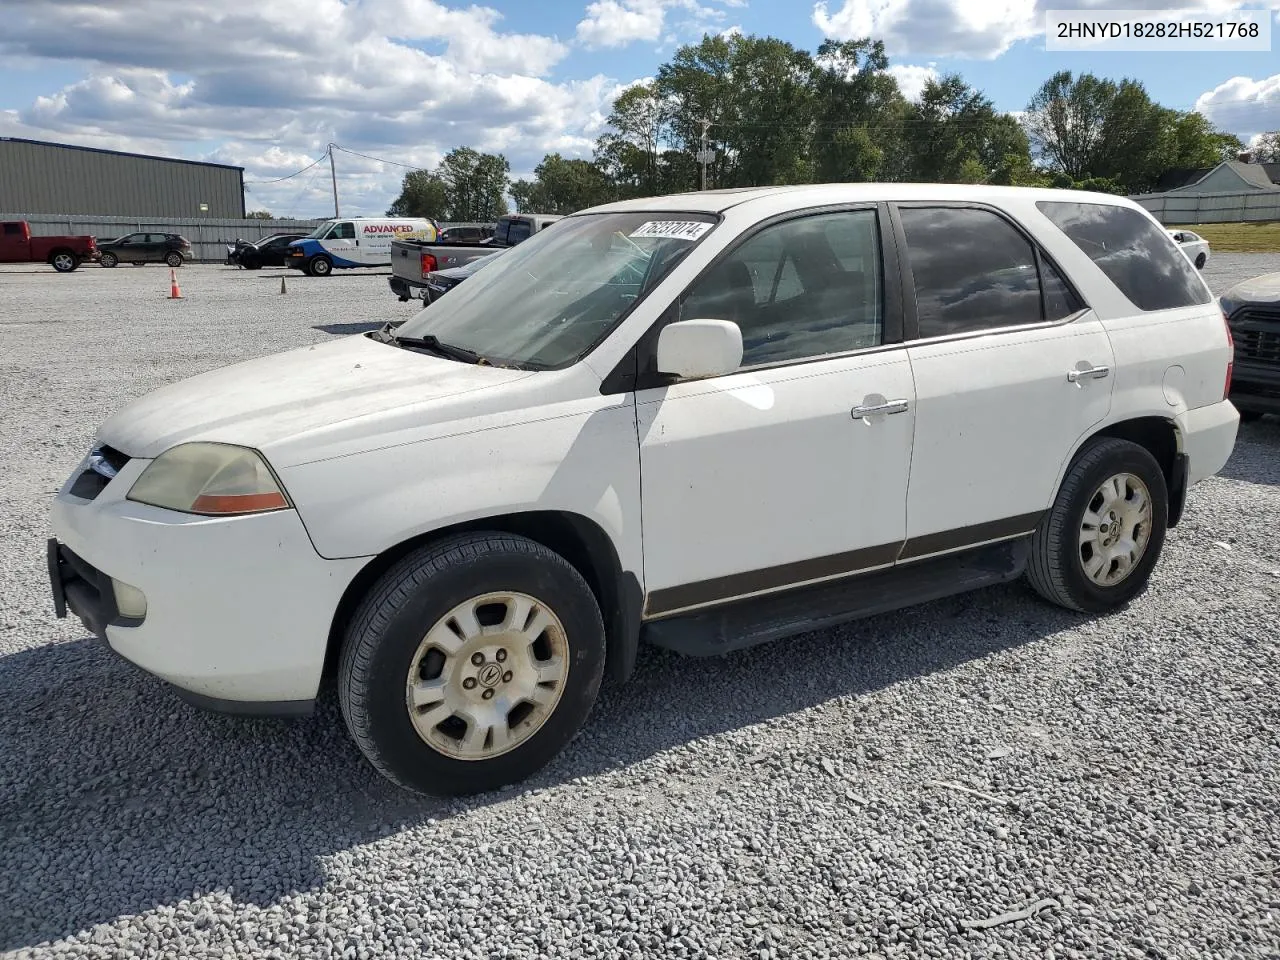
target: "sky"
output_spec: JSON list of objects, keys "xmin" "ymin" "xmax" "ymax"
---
[{"xmin": 0, "ymin": 0, "xmax": 1278, "ymax": 220}]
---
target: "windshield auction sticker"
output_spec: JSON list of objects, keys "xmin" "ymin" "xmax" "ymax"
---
[{"xmin": 630, "ymin": 221, "xmax": 713, "ymax": 240}]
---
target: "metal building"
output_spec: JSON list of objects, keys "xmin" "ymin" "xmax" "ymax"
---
[{"xmin": 0, "ymin": 137, "xmax": 245, "ymax": 218}]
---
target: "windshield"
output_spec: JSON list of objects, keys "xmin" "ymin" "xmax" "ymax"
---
[
  {"xmin": 395, "ymin": 212, "xmax": 718, "ymax": 368},
  {"xmin": 305, "ymin": 222, "xmax": 334, "ymax": 239}
]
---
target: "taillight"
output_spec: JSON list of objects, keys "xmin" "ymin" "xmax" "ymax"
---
[
  {"xmin": 1223, "ymin": 311, "xmax": 1234, "ymax": 400},
  {"xmin": 420, "ymin": 252, "xmax": 437, "ymax": 278}
]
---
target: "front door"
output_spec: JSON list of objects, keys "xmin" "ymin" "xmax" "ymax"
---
[
  {"xmin": 636, "ymin": 208, "xmax": 917, "ymax": 617},
  {"xmin": 322, "ymin": 221, "xmax": 357, "ymax": 266},
  {"xmin": 116, "ymin": 233, "xmax": 146, "ymax": 262},
  {"xmin": 894, "ymin": 204, "xmax": 1115, "ymax": 554}
]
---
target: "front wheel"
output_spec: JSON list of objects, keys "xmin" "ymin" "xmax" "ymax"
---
[
  {"xmin": 1027, "ymin": 437, "xmax": 1168, "ymax": 613},
  {"xmin": 307, "ymin": 255, "xmax": 332, "ymax": 277},
  {"xmin": 99, "ymin": 252, "xmax": 118, "ymax": 268},
  {"xmin": 51, "ymin": 252, "xmax": 78, "ymax": 273},
  {"xmin": 338, "ymin": 533, "xmax": 606, "ymax": 796},
  {"xmin": 166, "ymin": 251, "xmax": 184, "ymax": 268},
  {"xmin": 1195, "ymin": 253, "xmax": 1207, "ymax": 269}
]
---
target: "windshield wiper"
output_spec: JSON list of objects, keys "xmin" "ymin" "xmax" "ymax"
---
[{"xmin": 391, "ymin": 333, "xmax": 486, "ymax": 364}]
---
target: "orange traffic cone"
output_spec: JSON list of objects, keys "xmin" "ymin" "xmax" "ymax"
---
[{"xmin": 168, "ymin": 268, "xmax": 183, "ymax": 300}]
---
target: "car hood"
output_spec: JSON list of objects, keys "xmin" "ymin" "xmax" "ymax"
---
[
  {"xmin": 1223, "ymin": 272, "xmax": 1280, "ymax": 307},
  {"xmin": 97, "ymin": 334, "xmax": 534, "ymax": 462}
]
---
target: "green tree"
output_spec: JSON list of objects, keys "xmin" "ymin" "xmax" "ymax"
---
[
  {"xmin": 437, "ymin": 148, "xmax": 510, "ymax": 222},
  {"xmin": 595, "ymin": 82, "xmax": 667, "ymax": 198},
  {"xmin": 811, "ymin": 39, "xmax": 905, "ymax": 183},
  {"xmin": 511, "ymin": 154, "xmax": 615, "ymax": 214},
  {"xmin": 245, "ymin": 209, "xmax": 275, "ymax": 219},
  {"xmin": 1252, "ymin": 131, "xmax": 1280, "ymax": 163},
  {"xmin": 386, "ymin": 169, "xmax": 449, "ymax": 219},
  {"xmin": 898, "ymin": 75, "xmax": 1034, "ymax": 185}
]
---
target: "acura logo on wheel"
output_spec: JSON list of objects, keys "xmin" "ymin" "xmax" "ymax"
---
[{"xmin": 477, "ymin": 664, "xmax": 502, "ymax": 688}]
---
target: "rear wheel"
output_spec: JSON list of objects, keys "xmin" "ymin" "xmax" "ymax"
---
[
  {"xmin": 1195, "ymin": 252, "xmax": 1207, "ymax": 269},
  {"xmin": 99, "ymin": 252, "xmax": 118, "ymax": 268},
  {"xmin": 338, "ymin": 533, "xmax": 606, "ymax": 796},
  {"xmin": 1027, "ymin": 437, "xmax": 1168, "ymax": 613},
  {"xmin": 166, "ymin": 251, "xmax": 184, "ymax": 268},
  {"xmin": 50, "ymin": 251, "xmax": 77, "ymax": 273},
  {"xmin": 308, "ymin": 255, "xmax": 332, "ymax": 277}
]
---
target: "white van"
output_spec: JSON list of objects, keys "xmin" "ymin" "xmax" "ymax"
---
[{"xmin": 286, "ymin": 218, "xmax": 438, "ymax": 276}]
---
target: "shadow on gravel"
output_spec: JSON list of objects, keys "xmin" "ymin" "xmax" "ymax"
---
[
  {"xmin": 0, "ymin": 581, "xmax": 1077, "ymax": 950},
  {"xmin": 313, "ymin": 322, "xmax": 385, "ymax": 336},
  {"xmin": 1218, "ymin": 418, "xmax": 1280, "ymax": 486}
]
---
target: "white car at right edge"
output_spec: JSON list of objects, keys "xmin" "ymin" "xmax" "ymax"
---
[{"xmin": 48, "ymin": 184, "xmax": 1239, "ymax": 796}]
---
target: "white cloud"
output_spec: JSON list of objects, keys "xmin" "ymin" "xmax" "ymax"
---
[
  {"xmin": 0, "ymin": 0, "xmax": 626, "ymax": 217},
  {"xmin": 1195, "ymin": 74, "xmax": 1280, "ymax": 140},
  {"xmin": 887, "ymin": 64, "xmax": 939, "ymax": 101},
  {"xmin": 576, "ymin": 0, "xmax": 738, "ymax": 50},
  {"xmin": 812, "ymin": 0, "xmax": 1264, "ymax": 60}
]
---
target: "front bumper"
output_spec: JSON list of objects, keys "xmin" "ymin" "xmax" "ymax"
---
[
  {"xmin": 48, "ymin": 454, "xmax": 369, "ymax": 715},
  {"xmin": 1230, "ymin": 360, "xmax": 1280, "ymax": 414}
]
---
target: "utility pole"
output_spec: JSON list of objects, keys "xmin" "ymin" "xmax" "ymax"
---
[
  {"xmin": 328, "ymin": 143, "xmax": 340, "ymax": 218},
  {"xmin": 699, "ymin": 119, "xmax": 711, "ymax": 191}
]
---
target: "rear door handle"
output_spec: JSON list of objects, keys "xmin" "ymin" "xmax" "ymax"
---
[
  {"xmin": 851, "ymin": 399, "xmax": 910, "ymax": 419},
  {"xmin": 1067, "ymin": 365, "xmax": 1110, "ymax": 383}
]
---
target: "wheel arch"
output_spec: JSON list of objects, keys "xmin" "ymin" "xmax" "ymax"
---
[
  {"xmin": 46, "ymin": 246, "xmax": 76, "ymax": 263},
  {"xmin": 323, "ymin": 510, "xmax": 642, "ymax": 689},
  {"xmin": 1059, "ymin": 415, "xmax": 1186, "ymax": 527}
]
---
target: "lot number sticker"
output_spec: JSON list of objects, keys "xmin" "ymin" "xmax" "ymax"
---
[{"xmin": 629, "ymin": 220, "xmax": 712, "ymax": 240}]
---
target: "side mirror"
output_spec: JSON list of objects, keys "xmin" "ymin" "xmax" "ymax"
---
[{"xmin": 656, "ymin": 319, "xmax": 743, "ymax": 381}]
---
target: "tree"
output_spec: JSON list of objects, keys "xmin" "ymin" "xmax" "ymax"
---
[
  {"xmin": 245, "ymin": 209, "xmax": 275, "ymax": 219},
  {"xmin": 386, "ymin": 169, "xmax": 449, "ymax": 219},
  {"xmin": 437, "ymin": 148, "xmax": 510, "ymax": 222},
  {"xmin": 595, "ymin": 82, "xmax": 667, "ymax": 198},
  {"xmin": 1024, "ymin": 71, "xmax": 1116, "ymax": 181},
  {"xmin": 1253, "ymin": 131, "xmax": 1280, "ymax": 163},
  {"xmin": 811, "ymin": 39, "xmax": 905, "ymax": 183},
  {"xmin": 511, "ymin": 154, "xmax": 614, "ymax": 214}
]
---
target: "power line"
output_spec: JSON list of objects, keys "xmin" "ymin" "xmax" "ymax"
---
[
  {"xmin": 332, "ymin": 143, "xmax": 429, "ymax": 171},
  {"xmin": 243, "ymin": 151, "xmax": 329, "ymax": 185}
]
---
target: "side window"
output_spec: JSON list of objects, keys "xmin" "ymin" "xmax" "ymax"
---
[
  {"xmin": 1041, "ymin": 256, "xmax": 1084, "ymax": 322},
  {"xmin": 679, "ymin": 210, "xmax": 884, "ymax": 367},
  {"xmin": 493, "ymin": 218, "xmax": 510, "ymax": 244},
  {"xmin": 3, "ymin": 223, "xmax": 23, "ymax": 236},
  {"xmin": 328, "ymin": 222, "xmax": 355, "ymax": 240},
  {"xmin": 148, "ymin": 234, "xmax": 168, "ymax": 244},
  {"xmin": 1036, "ymin": 201, "xmax": 1211, "ymax": 311},
  {"xmin": 899, "ymin": 206, "xmax": 1044, "ymax": 338}
]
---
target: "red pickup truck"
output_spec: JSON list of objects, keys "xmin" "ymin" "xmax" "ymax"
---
[{"xmin": 0, "ymin": 221, "xmax": 98, "ymax": 272}]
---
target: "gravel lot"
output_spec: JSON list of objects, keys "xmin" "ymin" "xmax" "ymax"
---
[{"xmin": 2, "ymin": 257, "xmax": 1278, "ymax": 960}]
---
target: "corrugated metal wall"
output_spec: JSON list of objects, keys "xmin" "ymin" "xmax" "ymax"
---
[
  {"xmin": 4, "ymin": 214, "xmax": 483, "ymax": 262},
  {"xmin": 0, "ymin": 139, "xmax": 244, "ymax": 219},
  {"xmin": 1130, "ymin": 190, "xmax": 1280, "ymax": 224}
]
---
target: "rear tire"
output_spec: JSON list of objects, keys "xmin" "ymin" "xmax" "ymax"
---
[
  {"xmin": 1195, "ymin": 253, "xmax": 1207, "ymax": 269},
  {"xmin": 99, "ymin": 252, "xmax": 118, "ymax": 268},
  {"xmin": 166, "ymin": 251, "xmax": 184, "ymax": 268},
  {"xmin": 1027, "ymin": 437, "xmax": 1168, "ymax": 614},
  {"xmin": 50, "ymin": 251, "xmax": 77, "ymax": 273},
  {"xmin": 338, "ymin": 533, "xmax": 606, "ymax": 796},
  {"xmin": 308, "ymin": 255, "xmax": 332, "ymax": 277}
]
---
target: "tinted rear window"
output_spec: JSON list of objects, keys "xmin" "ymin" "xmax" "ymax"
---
[{"xmin": 1036, "ymin": 201, "xmax": 1210, "ymax": 311}]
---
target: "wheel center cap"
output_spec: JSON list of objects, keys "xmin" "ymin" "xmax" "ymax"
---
[{"xmin": 477, "ymin": 663, "xmax": 503, "ymax": 688}]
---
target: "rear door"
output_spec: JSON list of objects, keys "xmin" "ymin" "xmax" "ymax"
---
[
  {"xmin": 0, "ymin": 222, "xmax": 28, "ymax": 262},
  {"xmin": 894, "ymin": 203, "xmax": 1114, "ymax": 554}
]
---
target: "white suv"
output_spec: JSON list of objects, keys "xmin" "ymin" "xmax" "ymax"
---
[{"xmin": 48, "ymin": 185, "xmax": 1239, "ymax": 795}]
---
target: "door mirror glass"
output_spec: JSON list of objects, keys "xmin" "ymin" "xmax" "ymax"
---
[{"xmin": 656, "ymin": 319, "xmax": 743, "ymax": 380}]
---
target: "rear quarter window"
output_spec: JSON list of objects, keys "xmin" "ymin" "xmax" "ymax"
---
[{"xmin": 1036, "ymin": 201, "xmax": 1211, "ymax": 311}]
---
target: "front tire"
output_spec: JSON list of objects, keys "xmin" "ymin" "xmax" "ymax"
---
[
  {"xmin": 99, "ymin": 252, "xmax": 118, "ymax": 268},
  {"xmin": 307, "ymin": 255, "xmax": 332, "ymax": 277},
  {"xmin": 1195, "ymin": 253, "xmax": 1207, "ymax": 269},
  {"xmin": 338, "ymin": 533, "xmax": 606, "ymax": 796},
  {"xmin": 166, "ymin": 251, "xmax": 184, "ymax": 268},
  {"xmin": 1027, "ymin": 437, "xmax": 1168, "ymax": 614}
]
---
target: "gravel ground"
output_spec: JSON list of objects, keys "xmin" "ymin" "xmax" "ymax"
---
[{"xmin": 1, "ymin": 258, "xmax": 1278, "ymax": 960}]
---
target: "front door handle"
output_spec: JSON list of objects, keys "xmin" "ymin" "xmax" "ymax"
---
[
  {"xmin": 1068, "ymin": 365, "xmax": 1110, "ymax": 383},
  {"xmin": 851, "ymin": 398, "xmax": 910, "ymax": 419}
]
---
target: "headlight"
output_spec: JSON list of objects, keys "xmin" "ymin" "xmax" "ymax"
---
[{"xmin": 127, "ymin": 442, "xmax": 291, "ymax": 516}]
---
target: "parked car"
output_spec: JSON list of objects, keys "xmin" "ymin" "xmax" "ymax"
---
[
  {"xmin": 48, "ymin": 184, "xmax": 1238, "ymax": 797},
  {"xmin": 421, "ymin": 251, "xmax": 503, "ymax": 303},
  {"xmin": 227, "ymin": 233, "xmax": 308, "ymax": 269},
  {"xmin": 1219, "ymin": 271, "xmax": 1280, "ymax": 421},
  {"xmin": 98, "ymin": 232, "xmax": 192, "ymax": 268},
  {"xmin": 439, "ymin": 225, "xmax": 493, "ymax": 244},
  {"xmin": 389, "ymin": 213, "xmax": 560, "ymax": 300},
  {"xmin": 0, "ymin": 220, "xmax": 98, "ymax": 272},
  {"xmin": 285, "ymin": 218, "xmax": 438, "ymax": 277},
  {"xmin": 1167, "ymin": 228, "xmax": 1210, "ymax": 269}
]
